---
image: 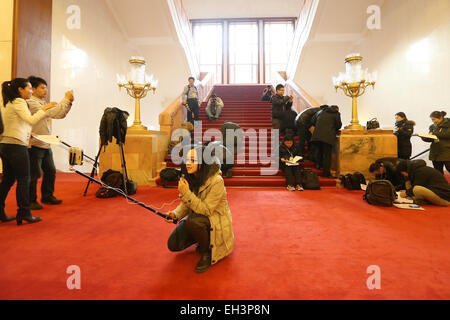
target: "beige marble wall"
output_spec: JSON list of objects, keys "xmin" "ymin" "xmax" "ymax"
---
[
  {"xmin": 337, "ymin": 130, "xmax": 398, "ymax": 177},
  {"xmin": 0, "ymin": 0, "xmax": 14, "ymax": 103},
  {"xmin": 0, "ymin": 0, "xmax": 14, "ymax": 173}
]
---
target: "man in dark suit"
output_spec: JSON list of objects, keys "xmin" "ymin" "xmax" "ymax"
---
[{"xmin": 310, "ymin": 105, "xmax": 342, "ymax": 178}]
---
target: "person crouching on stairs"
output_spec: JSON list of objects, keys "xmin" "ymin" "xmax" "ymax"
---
[
  {"xmin": 165, "ymin": 145, "xmax": 234, "ymax": 273},
  {"xmin": 280, "ymin": 135, "xmax": 304, "ymax": 192}
]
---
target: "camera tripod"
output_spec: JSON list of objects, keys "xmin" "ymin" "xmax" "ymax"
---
[{"xmin": 83, "ymin": 118, "xmax": 130, "ymax": 196}]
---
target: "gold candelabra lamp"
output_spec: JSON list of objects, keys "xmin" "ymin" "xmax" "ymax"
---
[
  {"xmin": 117, "ymin": 57, "xmax": 158, "ymax": 132},
  {"xmin": 333, "ymin": 54, "xmax": 377, "ymax": 130}
]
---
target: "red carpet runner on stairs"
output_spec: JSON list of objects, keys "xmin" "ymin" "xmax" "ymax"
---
[{"xmin": 157, "ymin": 84, "xmax": 336, "ymax": 188}]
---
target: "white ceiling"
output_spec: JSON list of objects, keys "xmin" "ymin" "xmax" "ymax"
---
[
  {"xmin": 183, "ymin": 0, "xmax": 302, "ymax": 20},
  {"xmin": 308, "ymin": 0, "xmax": 386, "ymax": 44}
]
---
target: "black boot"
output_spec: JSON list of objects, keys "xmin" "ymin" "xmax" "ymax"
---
[
  {"xmin": 30, "ymin": 202, "xmax": 43, "ymax": 210},
  {"xmin": 195, "ymin": 250, "xmax": 212, "ymax": 274},
  {"xmin": 41, "ymin": 196, "xmax": 62, "ymax": 205},
  {"xmin": 17, "ymin": 213, "xmax": 42, "ymax": 226},
  {"xmin": 0, "ymin": 210, "xmax": 15, "ymax": 223}
]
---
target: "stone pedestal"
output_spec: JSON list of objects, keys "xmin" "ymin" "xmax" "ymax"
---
[
  {"xmin": 99, "ymin": 130, "xmax": 169, "ymax": 186},
  {"xmin": 335, "ymin": 130, "xmax": 397, "ymax": 177}
]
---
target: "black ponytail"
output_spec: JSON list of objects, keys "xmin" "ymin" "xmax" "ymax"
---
[
  {"xmin": 430, "ymin": 111, "xmax": 447, "ymax": 119},
  {"xmin": 2, "ymin": 78, "xmax": 30, "ymax": 105}
]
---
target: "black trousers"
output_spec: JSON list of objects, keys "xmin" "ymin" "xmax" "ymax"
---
[
  {"xmin": 297, "ymin": 125, "xmax": 312, "ymax": 157},
  {"xmin": 167, "ymin": 212, "xmax": 211, "ymax": 254},
  {"xmin": 433, "ymin": 161, "xmax": 450, "ymax": 175},
  {"xmin": 282, "ymin": 165, "xmax": 303, "ymax": 187},
  {"xmin": 316, "ymin": 142, "xmax": 333, "ymax": 176},
  {"xmin": 29, "ymin": 146, "xmax": 57, "ymax": 202},
  {"xmin": 186, "ymin": 99, "xmax": 199, "ymax": 124},
  {"xmin": 0, "ymin": 143, "xmax": 31, "ymax": 217}
]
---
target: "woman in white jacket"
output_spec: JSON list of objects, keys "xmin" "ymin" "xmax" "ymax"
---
[{"xmin": 0, "ymin": 78, "xmax": 56, "ymax": 225}]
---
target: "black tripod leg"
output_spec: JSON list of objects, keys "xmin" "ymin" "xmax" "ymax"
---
[
  {"xmin": 83, "ymin": 146, "xmax": 102, "ymax": 196},
  {"xmin": 118, "ymin": 142, "xmax": 129, "ymax": 196}
]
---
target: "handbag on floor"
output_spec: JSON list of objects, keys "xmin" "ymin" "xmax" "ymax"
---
[
  {"xmin": 363, "ymin": 180, "xmax": 397, "ymax": 207},
  {"xmin": 302, "ymin": 170, "xmax": 321, "ymax": 190},
  {"xmin": 341, "ymin": 172, "xmax": 366, "ymax": 190}
]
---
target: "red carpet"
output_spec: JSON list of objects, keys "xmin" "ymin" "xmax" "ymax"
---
[{"xmin": 1, "ymin": 173, "xmax": 450, "ymax": 300}]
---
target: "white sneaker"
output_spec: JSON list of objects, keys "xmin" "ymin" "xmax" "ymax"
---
[
  {"xmin": 296, "ymin": 185, "xmax": 304, "ymax": 191},
  {"xmin": 287, "ymin": 185, "xmax": 296, "ymax": 191}
]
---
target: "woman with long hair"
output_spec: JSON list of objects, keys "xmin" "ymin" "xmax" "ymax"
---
[
  {"xmin": 166, "ymin": 145, "xmax": 234, "ymax": 273},
  {"xmin": 394, "ymin": 112, "xmax": 416, "ymax": 160},
  {"xmin": 422, "ymin": 111, "xmax": 450, "ymax": 174},
  {"xmin": 0, "ymin": 78, "xmax": 56, "ymax": 225}
]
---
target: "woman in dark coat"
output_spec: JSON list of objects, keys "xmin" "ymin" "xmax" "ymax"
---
[
  {"xmin": 394, "ymin": 112, "xmax": 416, "ymax": 160},
  {"xmin": 421, "ymin": 111, "xmax": 450, "ymax": 174},
  {"xmin": 310, "ymin": 105, "xmax": 342, "ymax": 178}
]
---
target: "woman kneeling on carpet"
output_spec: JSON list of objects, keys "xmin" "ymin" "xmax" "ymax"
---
[{"xmin": 166, "ymin": 145, "xmax": 234, "ymax": 273}]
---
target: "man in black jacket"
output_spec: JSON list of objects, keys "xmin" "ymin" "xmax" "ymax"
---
[
  {"xmin": 271, "ymin": 84, "xmax": 293, "ymax": 130},
  {"xmin": 310, "ymin": 105, "xmax": 342, "ymax": 178},
  {"xmin": 295, "ymin": 105, "xmax": 326, "ymax": 158},
  {"xmin": 398, "ymin": 160, "xmax": 450, "ymax": 206}
]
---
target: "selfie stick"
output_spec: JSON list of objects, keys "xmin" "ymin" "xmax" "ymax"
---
[{"xmin": 69, "ymin": 167, "xmax": 178, "ymax": 224}]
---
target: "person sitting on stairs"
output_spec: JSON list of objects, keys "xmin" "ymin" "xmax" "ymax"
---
[
  {"xmin": 279, "ymin": 135, "xmax": 304, "ymax": 192},
  {"xmin": 271, "ymin": 84, "xmax": 293, "ymax": 130},
  {"xmin": 206, "ymin": 94, "xmax": 224, "ymax": 121}
]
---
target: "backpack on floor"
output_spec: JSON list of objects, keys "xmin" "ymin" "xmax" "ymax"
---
[
  {"xmin": 159, "ymin": 168, "xmax": 182, "ymax": 187},
  {"xmin": 341, "ymin": 172, "xmax": 366, "ymax": 190},
  {"xmin": 363, "ymin": 180, "xmax": 397, "ymax": 207},
  {"xmin": 96, "ymin": 170, "xmax": 124, "ymax": 198},
  {"xmin": 302, "ymin": 170, "xmax": 321, "ymax": 190}
]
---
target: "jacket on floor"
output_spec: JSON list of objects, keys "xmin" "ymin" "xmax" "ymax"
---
[
  {"xmin": 394, "ymin": 120, "xmax": 415, "ymax": 159},
  {"xmin": 422, "ymin": 118, "xmax": 450, "ymax": 161},
  {"xmin": 174, "ymin": 162, "xmax": 234, "ymax": 266},
  {"xmin": 295, "ymin": 107, "xmax": 321, "ymax": 129},
  {"xmin": 311, "ymin": 107, "xmax": 342, "ymax": 146},
  {"xmin": 271, "ymin": 95, "xmax": 292, "ymax": 120},
  {"xmin": 406, "ymin": 160, "xmax": 450, "ymax": 201}
]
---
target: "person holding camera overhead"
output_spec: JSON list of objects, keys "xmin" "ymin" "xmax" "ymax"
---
[
  {"xmin": 271, "ymin": 84, "xmax": 293, "ymax": 130},
  {"xmin": 0, "ymin": 78, "xmax": 57, "ymax": 225},
  {"xmin": 27, "ymin": 76, "xmax": 74, "ymax": 210},
  {"xmin": 206, "ymin": 94, "xmax": 224, "ymax": 121},
  {"xmin": 165, "ymin": 145, "xmax": 234, "ymax": 273},
  {"xmin": 182, "ymin": 76, "xmax": 201, "ymax": 124}
]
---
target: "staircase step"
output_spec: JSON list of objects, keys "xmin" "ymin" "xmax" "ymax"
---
[{"xmin": 156, "ymin": 176, "xmax": 336, "ymax": 188}]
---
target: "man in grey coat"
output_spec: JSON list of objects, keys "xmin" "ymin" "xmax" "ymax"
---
[{"xmin": 27, "ymin": 76, "xmax": 74, "ymax": 210}]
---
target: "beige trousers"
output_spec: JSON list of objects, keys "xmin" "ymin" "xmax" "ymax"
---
[{"xmin": 413, "ymin": 186, "xmax": 449, "ymax": 207}]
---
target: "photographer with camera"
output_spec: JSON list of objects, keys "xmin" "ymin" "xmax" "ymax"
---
[
  {"xmin": 0, "ymin": 78, "xmax": 57, "ymax": 225},
  {"xmin": 165, "ymin": 145, "xmax": 234, "ymax": 273},
  {"xmin": 26, "ymin": 76, "xmax": 74, "ymax": 210},
  {"xmin": 206, "ymin": 94, "xmax": 224, "ymax": 121},
  {"xmin": 182, "ymin": 77, "xmax": 200, "ymax": 124},
  {"xmin": 271, "ymin": 84, "xmax": 293, "ymax": 130}
]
